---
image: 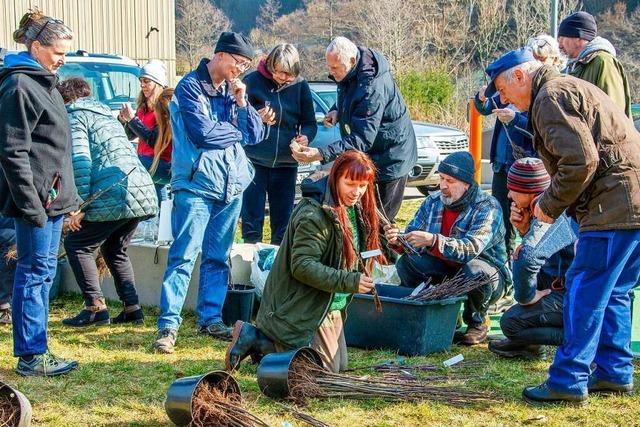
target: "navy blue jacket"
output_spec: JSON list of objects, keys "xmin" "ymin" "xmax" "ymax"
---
[
  {"xmin": 243, "ymin": 64, "xmax": 317, "ymax": 168},
  {"xmin": 320, "ymin": 48, "xmax": 417, "ymax": 182}
]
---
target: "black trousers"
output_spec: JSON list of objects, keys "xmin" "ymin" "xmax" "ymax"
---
[
  {"xmin": 64, "ymin": 218, "xmax": 141, "ymax": 307},
  {"xmin": 491, "ymin": 169, "xmax": 516, "ymax": 256},
  {"xmin": 376, "ymin": 176, "xmax": 408, "ymax": 223}
]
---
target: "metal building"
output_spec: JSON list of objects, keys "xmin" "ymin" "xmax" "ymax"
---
[{"xmin": 0, "ymin": 0, "xmax": 176, "ymax": 83}]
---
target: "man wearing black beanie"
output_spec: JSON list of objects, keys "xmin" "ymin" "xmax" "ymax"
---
[{"xmin": 558, "ymin": 11, "xmax": 631, "ymax": 118}]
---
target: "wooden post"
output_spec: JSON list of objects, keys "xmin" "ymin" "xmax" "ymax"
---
[{"xmin": 468, "ymin": 99, "xmax": 483, "ymax": 185}]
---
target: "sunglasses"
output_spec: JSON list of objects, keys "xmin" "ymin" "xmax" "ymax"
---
[{"xmin": 33, "ymin": 18, "xmax": 65, "ymax": 41}]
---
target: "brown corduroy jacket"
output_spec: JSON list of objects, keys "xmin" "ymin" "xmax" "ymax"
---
[{"xmin": 530, "ymin": 65, "xmax": 640, "ymax": 232}]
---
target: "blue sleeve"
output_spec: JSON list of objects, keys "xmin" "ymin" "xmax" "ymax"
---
[
  {"xmin": 318, "ymin": 85, "xmax": 384, "ymax": 163},
  {"xmin": 126, "ymin": 117, "xmax": 159, "ymax": 147},
  {"xmin": 236, "ymin": 104, "xmax": 264, "ymax": 146},
  {"xmin": 69, "ymin": 112, "xmax": 92, "ymax": 202},
  {"xmin": 176, "ymin": 79, "xmax": 242, "ymax": 150}
]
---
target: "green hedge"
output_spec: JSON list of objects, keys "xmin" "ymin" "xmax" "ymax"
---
[{"xmin": 397, "ymin": 69, "xmax": 455, "ymax": 116}]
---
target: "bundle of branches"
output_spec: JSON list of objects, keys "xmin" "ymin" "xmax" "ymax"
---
[
  {"xmin": 0, "ymin": 393, "xmax": 18, "ymax": 427},
  {"xmin": 274, "ymin": 402, "xmax": 330, "ymax": 427},
  {"xmin": 405, "ymin": 271, "xmax": 498, "ymax": 302},
  {"xmin": 372, "ymin": 360, "xmax": 484, "ymax": 374},
  {"xmin": 288, "ymin": 353, "xmax": 492, "ymax": 407},
  {"xmin": 190, "ymin": 377, "xmax": 268, "ymax": 427}
]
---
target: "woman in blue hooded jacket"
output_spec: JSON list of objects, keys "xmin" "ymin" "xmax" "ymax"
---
[
  {"xmin": 242, "ymin": 44, "xmax": 317, "ymax": 245},
  {"xmin": 57, "ymin": 78, "xmax": 158, "ymax": 327}
]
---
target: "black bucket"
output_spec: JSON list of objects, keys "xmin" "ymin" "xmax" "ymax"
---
[
  {"xmin": 222, "ymin": 284, "xmax": 255, "ymax": 326},
  {"xmin": 256, "ymin": 347, "xmax": 323, "ymax": 399},
  {"xmin": 0, "ymin": 381, "xmax": 32, "ymax": 427},
  {"xmin": 164, "ymin": 370, "xmax": 241, "ymax": 426}
]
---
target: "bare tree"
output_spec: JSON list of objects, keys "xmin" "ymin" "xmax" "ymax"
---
[
  {"xmin": 256, "ymin": 0, "xmax": 282, "ymax": 30},
  {"xmin": 176, "ymin": 0, "xmax": 232, "ymax": 70}
]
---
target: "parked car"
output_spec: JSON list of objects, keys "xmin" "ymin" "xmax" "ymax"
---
[
  {"xmin": 0, "ymin": 49, "xmax": 140, "ymax": 117},
  {"xmin": 307, "ymin": 82, "xmax": 468, "ymax": 195}
]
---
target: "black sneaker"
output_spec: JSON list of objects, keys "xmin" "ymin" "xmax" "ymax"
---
[
  {"xmin": 16, "ymin": 351, "xmax": 78, "ymax": 377},
  {"xmin": 197, "ymin": 321, "xmax": 233, "ymax": 341},
  {"xmin": 62, "ymin": 308, "xmax": 110, "ymax": 327},
  {"xmin": 153, "ymin": 328, "xmax": 178, "ymax": 354},
  {"xmin": 0, "ymin": 307, "xmax": 11, "ymax": 325},
  {"xmin": 587, "ymin": 376, "xmax": 634, "ymax": 395},
  {"xmin": 111, "ymin": 307, "xmax": 144, "ymax": 325},
  {"xmin": 488, "ymin": 338, "xmax": 544, "ymax": 359}
]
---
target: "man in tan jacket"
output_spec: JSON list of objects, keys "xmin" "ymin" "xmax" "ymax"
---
[{"xmin": 484, "ymin": 48, "xmax": 640, "ymax": 405}]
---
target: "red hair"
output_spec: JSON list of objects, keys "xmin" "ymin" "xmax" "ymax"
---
[{"xmin": 328, "ymin": 150, "xmax": 387, "ymax": 271}]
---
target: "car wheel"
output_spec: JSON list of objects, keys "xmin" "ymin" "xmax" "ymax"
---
[{"xmin": 416, "ymin": 185, "xmax": 438, "ymax": 196}]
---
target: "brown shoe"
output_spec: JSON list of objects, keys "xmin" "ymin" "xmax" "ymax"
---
[{"xmin": 459, "ymin": 324, "xmax": 489, "ymax": 345}]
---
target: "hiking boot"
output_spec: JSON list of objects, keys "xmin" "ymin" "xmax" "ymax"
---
[
  {"xmin": 523, "ymin": 382, "xmax": 587, "ymax": 406},
  {"xmin": 16, "ymin": 351, "xmax": 78, "ymax": 377},
  {"xmin": 0, "ymin": 306, "xmax": 11, "ymax": 325},
  {"xmin": 153, "ymin": 328, "xmax": 178, "ymax": 354},
  {"xmin": 197, "ymin": 321, "xmax": 233, "ymax": 341},
  {"xmin": 454, "ymin": 324, "xmax": 489, "ymax": 346},
  {"xmin": 62, "ymin": 307, "xmax": 110, "ymax": 327},
  {"xmin": 112, "ymin": 305, "xmax": 144, "ymax": 325},
  {"xmin": 225, "ymin": 321, "xmax": 275, "ymax": 371},
  {"xmin": 488, "ymin": 338, "xmax": 544, "ymax": 359},
  {"xmin": 587, "ymin": 376, "xmax": 634, "ymax": 395}
]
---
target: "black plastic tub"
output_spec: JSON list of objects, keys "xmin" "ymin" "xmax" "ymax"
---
[
  {"xmin": 345, "ymin": 283, "xmax": 466, "ymax": 355},
  {"xmin": 0, "ymin": 381, "xmax": 32, "ymax": 427},
  {"xmin": 164, "ymin": 370, "xmax": 241, "ymax": 426},
  {"xmin": 256, "ymin": 347, "xmax": 323, "ymax": 399},
  {"xmin": 222, "ymin": 284, "xmax": 255, "ymax": 326}
]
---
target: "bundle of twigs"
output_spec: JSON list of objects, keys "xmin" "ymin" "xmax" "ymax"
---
[
  {"xmin": 274, "ymin": 402, "xmax": 330, "ymax": 427},
  {"xmin": 288, "ymin": 353, "xmax": 492, "ymax": 407},
  {"xmin": 190, "ymin": 378, "xmax": 268, "ymax": 427},
  {"xmin": 405, "ymin": 271, "xmax": 498, "ymax": 302},
  {"xmin": 372, "ymin": 360, "xmax": 484, "ymax": 374},
  {"xmin": 0, "ymin": 393, "xmax": 18, "ymax": 427}
]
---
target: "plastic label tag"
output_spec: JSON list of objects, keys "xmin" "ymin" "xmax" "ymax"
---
[
  {"xmin": 443, "ymin": 354, "xmax": 464, "ymax": 367},
  {"xmin": 360, "ymin": 248, "xmax": 382, "ymax": 259}
]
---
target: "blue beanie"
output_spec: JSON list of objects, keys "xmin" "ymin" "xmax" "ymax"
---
[{"xmin": 438, "ymin": 151, "xmax": 475, "ymax": 185}]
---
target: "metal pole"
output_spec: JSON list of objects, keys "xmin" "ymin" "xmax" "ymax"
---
[{"xmin": 550, "ymin": 0, "xmax": 559, "ymax": 38}]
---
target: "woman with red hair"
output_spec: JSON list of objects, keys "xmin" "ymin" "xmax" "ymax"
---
[{"xmin": 226, "ymin": 150, "xmax": 386, "ymax": 372}]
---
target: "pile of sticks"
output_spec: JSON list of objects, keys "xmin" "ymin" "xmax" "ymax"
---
[
  {"xmin": 288, "ymin": 353, "xmax": 492, "ymax": 407},
  {"xmin": 0, "ymin": 393, "xmax": 18, "ymax": 427},
  {"xmin": 190, "ymin": 378, "xmax": 268, "ymax": 427},
  {"xmin": 405, "ymin": 271, "xmax": 498, "ymax": 302}
]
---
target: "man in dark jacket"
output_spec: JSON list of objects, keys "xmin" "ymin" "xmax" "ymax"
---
[
  {"xmin": 486, "ymin": 49, "xmax": 640, "ymax": 404},
  {"xmin": 291, "ymin": 36, "xmax": 417, "ymax": 221},
  {"xmin": 558, "ymin": 11, "xmax": 631, "ymax": 118}
]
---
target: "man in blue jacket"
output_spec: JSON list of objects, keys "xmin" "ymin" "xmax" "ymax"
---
[
  {"xmin": 291, "ymin": 36, "xmax": 417, "ymax": 222},
  {"xmin": 153, "ymin": 32, "xmax": 263, "ymax": 353}
]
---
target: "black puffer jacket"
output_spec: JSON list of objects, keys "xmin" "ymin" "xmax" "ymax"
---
[
  {"xmin": 0, "ymin": 53, "xmax": 78, "ymax": 227},
  {"xmin": 320, "ymin": 47, "xmax": 417, "ymax": 182}
]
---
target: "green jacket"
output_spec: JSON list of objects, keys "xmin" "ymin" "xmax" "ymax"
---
[
  {"xmin": 67, "ymin": 98, "xmax": 158, "ymax": 222},
  {"xmin": 567, "ymin": 37, "xmax": 631, "ymax": 118},
  {"xmin": 256, "ymin": 176, "xmax": 363, "ymax": 349}
]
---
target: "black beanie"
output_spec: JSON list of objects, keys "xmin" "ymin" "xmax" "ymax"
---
[
  {"xmin": 438, "ymin": 151, "xmax": 476, "ymax": 185},
  {"xmin": 558, "ymin": 12, "xmax": 597, "ymax": 41},
  {"xmin": 214, "ymin": 32, "xmax": 255, "ymax": 60}
]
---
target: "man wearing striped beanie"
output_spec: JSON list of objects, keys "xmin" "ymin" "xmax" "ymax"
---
[{"xmin": 489, "ymin": 158, "xmax": 577, "ymax": 360}]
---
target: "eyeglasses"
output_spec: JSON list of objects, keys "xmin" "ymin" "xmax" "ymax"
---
[
  {"xmin": 229, "ymin": 53, "xmax": 251, "ymax": 72},
  {"xmin": 33, "ymin": 18, "xmax": 64, "ymax": 42}
]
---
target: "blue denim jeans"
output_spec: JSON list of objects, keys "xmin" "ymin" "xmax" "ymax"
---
[
  {"xmin": 157, "ymin": 190, "xmax": 241, "ymax": 330},
  {"xmin": 547, "ymin": 229, "xmax": 640, "ymax": 394},
  {"xmin": 139, "ymin": 155, "xmax": 171, "ymax": 206},
  {"xmin": 12, "ymin": 215, "xmax": 63, "ymax": 357},
  {"xmin": 241, "ymin": 164, "xmax": 297, "ymax": 245}
]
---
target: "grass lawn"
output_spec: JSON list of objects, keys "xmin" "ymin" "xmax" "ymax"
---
[{"xmin": 1, "ymin": 199, "xmax": 639, "ymax": 426}]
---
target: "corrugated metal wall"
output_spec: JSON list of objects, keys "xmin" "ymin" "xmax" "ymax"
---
[{"xmin": 0, "ymin": 0, "xmax": 176, "ymax": 84}]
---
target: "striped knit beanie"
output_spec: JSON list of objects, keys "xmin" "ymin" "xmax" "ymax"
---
[{"xmin": 507, "ymin": 158, "xmax": 551, "ymax": 194}]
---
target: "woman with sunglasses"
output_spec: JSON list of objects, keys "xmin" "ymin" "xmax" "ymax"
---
[
  {"xmin": 0, "ymin": 9, "xmax": 79, "ymax": 376},
  {"xmin": 119, "ymin": 60, "xmax": 170, "ymax": 204},
  {"xmin": 241, "ymin": 44, "xmax": 317, "ymax": 245}
]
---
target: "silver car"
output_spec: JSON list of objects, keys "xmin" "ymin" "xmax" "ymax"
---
[{"xmin": 306, "ymin": 82, "xmax": 468, "ymax": 195}]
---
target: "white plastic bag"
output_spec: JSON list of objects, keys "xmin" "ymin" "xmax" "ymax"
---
[{"xmin": 250, "ymin": 243, "xmax": 279, "ymax": 298}]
